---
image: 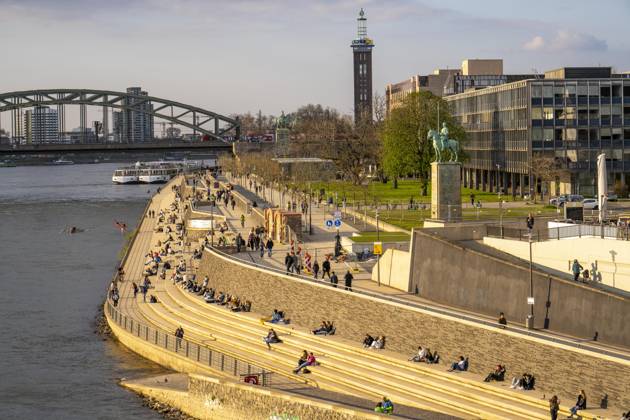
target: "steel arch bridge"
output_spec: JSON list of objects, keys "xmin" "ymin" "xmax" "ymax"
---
[{"xmin": 0, "ymin": 89, "xmax": 240, "ymax": 141}]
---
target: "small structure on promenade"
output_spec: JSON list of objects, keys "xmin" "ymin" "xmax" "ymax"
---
[{"xmin": 264, "ymin": 208, "xmax": 302, "ymax": 243}]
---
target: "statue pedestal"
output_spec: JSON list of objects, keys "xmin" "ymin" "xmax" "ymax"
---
[
  {"xmin": 275, "ymin": 128, "xmax": 290, "ymax": 156},
  {"xmin": 428, "ymin": 162, "xmax": 462, "ymax": 224}
]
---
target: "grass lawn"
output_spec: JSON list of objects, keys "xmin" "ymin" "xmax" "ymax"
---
[
  {"xmin": 362, "ymin": 205, "xmax": 559, "ymax": 231},
  {"xmin": 351, "ymin": 232, "xmax": 410, "ymax": 243},
  {"xmin": 292, "ymin": 179, "xmax": 521, "ymax": 204}
]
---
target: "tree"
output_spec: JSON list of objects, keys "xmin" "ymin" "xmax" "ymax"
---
[
  {"xmin": 529, "ymin": 153, "xmax": 570, "ymax": 202},
  {"xmin": 380, "ymin": 91, "xmax": 465, "ymax": 193},
  {"xmin": 324, "ymin": 119, "xmax": 381, "ymax": 185}
]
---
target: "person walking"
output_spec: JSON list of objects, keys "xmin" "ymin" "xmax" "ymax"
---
[
  {"xmin": 240, "ymin": 214, "xmax": 245, "ymax": 228},
  {"xmin": 571, "ymin": 259, "xmax": 583, "ymax": 282},
  {"xmin": 259, "ymin": 241, "xmax": 265, "ymax": 258},
  {"xmin": 132, "ymin": 282, "xmax": 139, "ymax": 298},
  {"xmin": 236, "ymin": 233, "xmax": 242, "ymax": 252},
  {"xmin": 330, "ymin": 271, "xmax": 338, "ymax": 288},
  {"xmin": 175, "ymin": 326, "xmax": 184, "ymax": 351},
  {"xmin": 141, "ymin": 284, "xmax": 148, "ymax": 302},
  {"xmin": 549, "ymin": 395, "xmax": 560, "ymax": 420},
  {"xmin": 322, "ymin": 259, "xmax": 331, "ymax": 279},
  {"xmin": 526, "ymin": 213, "xmax": 535, "ymax": 231},
  {"xmin": 312, "ymin": 260, "xmax": 320, "ymax": 279},
  {"xmin": 266, "ymin": 238, "xmax": 274, "ymax": 257},
  {"xmin": 285, "ymin": 253, "xmax": 293, "ymax": 274},
  {"xmin": 344, "ymin": 270, "xmax": 353, "ymax": 292}
]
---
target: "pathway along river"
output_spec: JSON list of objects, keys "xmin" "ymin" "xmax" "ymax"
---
[{"xmin": 0, "ymin": 163, "xmax": 167, "ymax": 419}]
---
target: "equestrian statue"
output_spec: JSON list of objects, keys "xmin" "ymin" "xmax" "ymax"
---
[{"xmin": 425, "ymin": 122, "xmax": 460, "ymax": 163}]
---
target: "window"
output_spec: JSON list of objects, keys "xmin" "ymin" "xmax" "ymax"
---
[
  {"xmin": 589, "ymin": 128, "xmax": 599, "ymax": 140},
  {"xmin": 589, "ymin": 83, "xmax": 600, "ymax": 95},
  {"xmin": 578, "ymin": 129, "xmax": 588, "ymax": 141},
  {"xmin": 612, "ymin": 105, "xmax": 622, "ymax": 116},
  {"xmin": 565, "ymin": 128, "xmax": 577, "ymax": 141},
  {"xmin": 601, "ymin": 85, "xmax": 611, "ymax": 97},
  {"xmin": 601, "ymin": 128, "xmax": 611, "ymax": 140},
  {"xmin": 589, "ymin": 108, "xmax": 599, "ymax": 118},
  {"xmin": 555, "ymin": 129, "xmax": 564, "ymax": 140},
  {"xmin": 532, "ymin": 127, "xmax": 543, "ymax": 140},
  {"xmin": 612, "ymin": 84, "xmax": 622, "ymax": 97},
  {"xmin": 565, "ymin": 107, "xmax": 576, "ymax": 119},
  {"xmin": 543, "ymin": 85, "xmax": 553, "ymax": 98},
  {"xmin": 543, "ymin": 107, "xmax": 554, "ymax": 119},
  {"xmin": 601, "ymin": 106, "xmax": 611, "ymax": 117},
  {"xmin": 612, "ymin": 128, "xmax": 622, "ymax": 140},
  {"xmin": 555, "ymin": 109, "xmax": 565, "ymax": 119},
  {"xmin": 544, "ymin": 128, "xmax": 554, "ymax": 141},
  {"xmin": 532, "ymin": 85, "xmax": 542, "ymax": 98},
  {"xmin": 625, "ymin": 129, "xmax": 630, "ymax": 140},
  {"xmin": 577, "ymin": 84, "xmax": 588, "ymax": 96},
  {"xmin": 531, "ymin": 108, "xmax": 542, "ymax": 119}
]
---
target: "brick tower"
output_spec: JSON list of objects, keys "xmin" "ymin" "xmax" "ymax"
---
[{"xmin": 351, "ymin": 8, "xmax": 374, "ymax": 123}]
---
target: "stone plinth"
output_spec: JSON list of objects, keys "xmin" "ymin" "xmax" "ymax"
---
[{"xmin": 430, "ymin": 162, "xmax": 462, "ymax": 222}]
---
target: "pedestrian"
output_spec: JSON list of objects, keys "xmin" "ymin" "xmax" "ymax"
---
[
  {"xmin": 142, "ymin": 284, "xmax": 148, "ymax": 302},
  {"xmin": 285, "ymin": 253, "xmax": 293, "ymax": 274},
  {"xmin": 259, "ymin": 242, "xmax": 265, "ymax": 258},
  {"xmin": 231, "ymin": 198, "xmax": 236, "ymax": 211},
  {"xmin": 266, "ymin": 238, "xmax": 274, "ymax": 257},
  {"xmin": 322, "ymin": 259, "xmax": 331, "ymax": 279},
  {"xmin": 549, "ymin": 395, "xmax": 560, "ymax": 420},
  {"xmin": 175, "ymin": 326, "xmax": 184, "ymax": 351},
  {"xmin": 236, "ymin": 233, "xmax": 242, "ymax": 252},
  {"xmin": 132, "ymin": 282, "xmax": 139, "ymax": 298},
  {"xmin": 330, "ymin": 271, "xmax": 338, "ymax": 287},
  {"xmin": 240, "ymin": 214, "xmax": 245, "ymax": 228},
  {"xmin": 498, "ymin": 312, "xmax": 507, "ymax": 328},
  {"xmin": 344, "ymin": 270, "xmax": 353, "ymax": 291},
  {"xmin": 571, "ymin": 259, "xmax": 583, "ymax": 282},
  {"xmin": 526, "ymin": 213, "xmax": 535, "ymax": 231},
  {"xmin": 312, "ymin": 260, "xmax": 320, "ymax": 279},
  {"xmin": 470, "ymin": 193, "xmax": 475, "ymax": 207}
]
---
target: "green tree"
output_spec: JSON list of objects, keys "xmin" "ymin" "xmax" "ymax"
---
[{"xmin": 380, "ymin": 91, "xmax": 465, "ymax": 194}]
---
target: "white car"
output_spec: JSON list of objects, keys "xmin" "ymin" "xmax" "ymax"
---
[{"xmin": 582, "ymin": 199, "xmax": 598, "ymax": 210}]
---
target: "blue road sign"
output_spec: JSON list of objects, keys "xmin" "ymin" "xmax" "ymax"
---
[
  {"xmin": 325, "ymin": 219, "xmax": 334, "ymax": 228},
  {"xmin": 334, "ymin": 218, "xmax": 342, "ymax": 227}
]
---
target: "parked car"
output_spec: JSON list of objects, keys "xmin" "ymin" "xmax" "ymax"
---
[
  {"xmin": 582, "ymin": 198, "xmax": 598, "ymax": 210},
  {"xmin": 607, "ymin": 193, "xmax": 618, "ymax": 202},
  {"xmin": 568, "ymin": 194, "xmax": 584, "ymax": 202},
  {"xmin": 549, "ymin": 195, "xmax": 568, "ymax": 206}
]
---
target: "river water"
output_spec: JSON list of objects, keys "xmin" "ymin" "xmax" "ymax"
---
[{"xmin": 0, "ymin": 164, "xmax": 166, "ymax": 419}]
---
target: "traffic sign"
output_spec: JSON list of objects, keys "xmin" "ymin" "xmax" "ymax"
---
[
  {"xmin": 325, "ymin": 219, "xmax": 334, "ymax": 228},
  {"xmin": 334, "ymin": 218, "xmax": 342, "ymax": 227},
  {"xmin": 373, "ymin": 241, "xmax": 383, "ymax": 255},
  {"xmin": 334, "ymin": 210, "xmax": 342, "ymax": 219}
]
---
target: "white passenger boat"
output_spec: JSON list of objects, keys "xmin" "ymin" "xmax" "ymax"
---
[
  {"xmin": 138, "ymin": 167, "xmax": 176, "ymax": 184},
  {"xmin": 112, "ymin": 167, "xmax": 141, "ymax": 184},
  {"xmin": 52, "ymin": 157, "xmax": 74, "ymax": 165}
]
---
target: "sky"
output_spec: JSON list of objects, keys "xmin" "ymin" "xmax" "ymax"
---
[{"xmin": 1, "ymin": 0, "xmax": 629, "ymax": 122}]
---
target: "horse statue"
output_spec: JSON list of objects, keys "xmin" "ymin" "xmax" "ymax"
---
[{"xmin": 426, "ymin": 122, "xmax": 459, "ymax": 162}]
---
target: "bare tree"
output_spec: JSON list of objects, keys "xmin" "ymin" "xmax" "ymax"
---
[{"xmin": 529, "ymin": 153, "xmax": 570, "ymax": 201}]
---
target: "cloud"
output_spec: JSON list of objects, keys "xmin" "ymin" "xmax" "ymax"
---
[
  {"xmin": 524, "ymin": 35, "xmax": 545, "ymax": 51},
  {"xmin": 523, "ymin": 30, "xmax": 607, "ymax": 52}
]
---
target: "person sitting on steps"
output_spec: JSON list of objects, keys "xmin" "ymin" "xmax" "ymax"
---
[
  {"xmin": 293, "ymin": 351, "xmax": 317, "ymax": 374},
  {"xmin": 263, "ymin": 328, "xmax": 281, "ymax": 350},
  {"xmin": 370, "ymin": 336, "xmax": 385, "ymax": 349},
  {"xmin": 409, "ymin": 346, "xmax": 428, "ymax": 362},
  {"xmin": 448, "ymin": 356, "xmax": 469, "ymax": 372},
  {"xmin": 484, "ymin": 365, "xmax": 506, "ymax": 382},
  {"xmin": 362, "ymin": 334, "xmax": 374, "ymax": 348}
]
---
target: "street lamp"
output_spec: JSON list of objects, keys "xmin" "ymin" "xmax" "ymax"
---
[
  {"xmin": 376, "ymin": 209, "xmax": 381, "ymax": 287},
  {"xmin": 526, "ymin": 230, "xmax": 535, "ymax": 329}
]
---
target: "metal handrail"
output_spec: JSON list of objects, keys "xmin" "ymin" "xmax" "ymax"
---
[
  {"xmin": 205, "ymin": 245, "xmax": 630, "ymax": 363},
  {"xmin": 105, "ymin": 298, "xmax": 272, "ymax": 386}
]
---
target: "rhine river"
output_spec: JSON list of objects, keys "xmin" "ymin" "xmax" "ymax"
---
[{"xmin": 0, "ymin": 163, "xmax": 165, "ymax": 419}]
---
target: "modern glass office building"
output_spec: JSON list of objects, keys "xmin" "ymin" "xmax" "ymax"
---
[{"xmin": 445, "ymin": 68, "xmax": 630, "ymax": 197}]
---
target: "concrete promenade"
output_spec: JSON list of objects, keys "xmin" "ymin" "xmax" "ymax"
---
[{"xmin": 106, "ymin": 175, "xmax": 626, "ymax": 419}]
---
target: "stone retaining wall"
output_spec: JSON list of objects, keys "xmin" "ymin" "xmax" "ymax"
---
[{"xmin": 198, "ymin": 249, "xmax": 630, "ymax": 409}]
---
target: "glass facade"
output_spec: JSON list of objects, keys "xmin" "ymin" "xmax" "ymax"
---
[{"xmin": 447, "ymin": 78, "xmax": 630, "ymax": 196}]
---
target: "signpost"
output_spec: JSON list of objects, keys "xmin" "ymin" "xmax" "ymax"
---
[
  {"xmin": 373, "ymin": 241, "xmax": 383, "ymax": 255},
  {"xmin": 325, "ymin": 219, "xmax": 333, "ymax": 228}
]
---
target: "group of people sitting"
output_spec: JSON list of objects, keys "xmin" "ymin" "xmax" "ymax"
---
[
  {"xmin": 407, "ymin": 346, "xmax": 440, "ymax": 364},
  {"xmin": 510, "ymin": 372, "xmax": 535, "ymax": 390},
  {"xmin": 447, "ymin": 356, "xmax": 469, "ymax": 372},
  {"xmin": 311, "ymin": 321, "xmax": 336, "ymax": 336},
  {"xmin": 362, "ymin": 334, "xmax": 386, "ymax": 349},
  {"xmin": 293, "ymin": 350, "xmax": 318, "ymax": 374},
  {"xmin": 203, "ymin": 289, "xmax": 252, "ymax": 313}
]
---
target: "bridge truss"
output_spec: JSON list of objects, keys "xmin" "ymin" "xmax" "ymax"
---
[{"xmin": 0, "ymin": 89, "xmax": 240, "ymax": 142}]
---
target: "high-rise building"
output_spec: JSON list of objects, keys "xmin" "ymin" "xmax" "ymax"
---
[
  {"xmin": 112, "ymin": 87, "xmax": 154, "ymax": 143},
  {"xmin": 24, "ymin": 106, "xmax": 58, "ymax": 144},
  {"xmin": 351, "ymin": 8, "xmax": 374, "ymax": 123}
]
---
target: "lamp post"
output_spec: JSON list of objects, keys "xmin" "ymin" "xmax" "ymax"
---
[
  {"xmin": 527, "ymin": 230, "xmax": 535, "ymax": 329},
  {"xmin": 210, "ymin": 198, "xmax": 215, "ymax": 247},
  {"xmin": 376, "ymin": 209, "xmax": 381, "ymax": 287}
]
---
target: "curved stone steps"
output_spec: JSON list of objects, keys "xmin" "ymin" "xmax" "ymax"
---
[{"xmin": 163, "ymin": 278, "xmax": 566, "ymax": 420}]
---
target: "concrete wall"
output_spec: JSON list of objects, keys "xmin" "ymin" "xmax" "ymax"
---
[
  {"xmin": 483, "ymin": 236, "xmax": 630, "ymax": 292},
  {"xmin": 370, "ymin": 248, "xmax": 411, "ymax": 291},
  {"xmin": 197, "ymin": 249, "xmax": 630, "ymax": 408},
  {"xmin": 410, "ymin": 230, "xmax": 630, "ymax": 348}
]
